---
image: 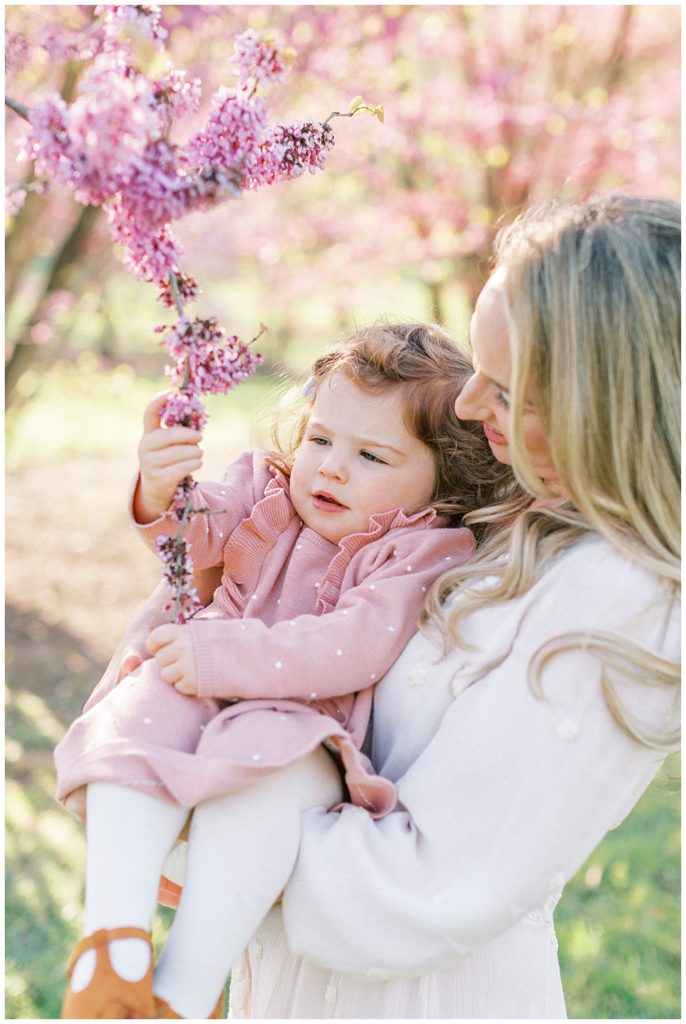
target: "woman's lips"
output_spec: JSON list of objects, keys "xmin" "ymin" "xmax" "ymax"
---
[{"xmin": 483, "ymin": 422, "xmax": 508, "ymax": 445}]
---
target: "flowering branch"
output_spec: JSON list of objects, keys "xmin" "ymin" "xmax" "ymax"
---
[{"xmin": 6, "ymin": 9, "xmax": 383, "ymax": 622}]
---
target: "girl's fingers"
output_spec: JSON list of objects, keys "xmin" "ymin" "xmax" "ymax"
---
[
  {"xmin": 147, "ymin": 624, "xmax": 181, "ymax": 653},
  {"xmin": 142, "ymin": 426, "xmax": 203, "ymax": 450},
  {"xmin": 159, "ymin": 663, "xmax": 182, "ymax": 685},
  {"xmin": 143, "ymin": 391, "xmax": 173, "ymax": 432},
  {"xmin": 143, "ymin": 443, "xmax": 203, "ymax": 468}
]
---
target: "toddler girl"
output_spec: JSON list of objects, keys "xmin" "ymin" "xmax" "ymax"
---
[{"xmin": 54, "ymin": 321, "xmax": 509, "ymax": 1019}]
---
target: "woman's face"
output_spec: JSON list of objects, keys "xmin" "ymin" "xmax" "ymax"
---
[{"xmin": 455, "ymin": 271, "xmax": 561, "ymax": 492}]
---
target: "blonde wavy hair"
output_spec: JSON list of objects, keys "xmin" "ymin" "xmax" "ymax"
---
[{"xmin": 423, "ymin": 195, "xmax": 680, "ymax": 750}]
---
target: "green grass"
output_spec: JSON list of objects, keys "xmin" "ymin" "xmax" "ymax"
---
[{"xmin": 555, "ymin": 753, "xmax": 680, "ymax": 1018}]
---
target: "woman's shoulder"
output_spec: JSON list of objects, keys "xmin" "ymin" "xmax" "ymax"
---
[
  {"xmin": 514, "ymin": 536, "xmax": 680, "ymax": 677},
  {"xmin": 542, "ymin": 534, "xmax": 677, "ymax": 610}
]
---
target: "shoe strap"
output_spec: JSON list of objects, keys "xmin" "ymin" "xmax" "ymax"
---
[{"xmin": 67, "ymin": 927, "xmax": 152, "ymax": 977}]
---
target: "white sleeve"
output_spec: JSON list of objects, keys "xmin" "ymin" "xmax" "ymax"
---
[{"xmin": 282, "ymin": 551, "xmax": 679, "ymax": 978}]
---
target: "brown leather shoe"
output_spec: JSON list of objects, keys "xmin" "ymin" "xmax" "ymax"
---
[
  {"xmin": 153, "ymin": 990, "xmax": 224, "ymax": 1018},
  {"xmin": 61, "ymin": 927, "xmax": 155, "ymax": 1019}
]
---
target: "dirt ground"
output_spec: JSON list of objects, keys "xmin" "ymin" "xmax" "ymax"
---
[{"xmin": 6, "ymin": 454, "xmax": 165, "ymax": 730}]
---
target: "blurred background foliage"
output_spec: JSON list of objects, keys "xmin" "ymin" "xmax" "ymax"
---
[{"xmin": 5, "ymin": 4, "xmax": 680, "ymax": 1019}]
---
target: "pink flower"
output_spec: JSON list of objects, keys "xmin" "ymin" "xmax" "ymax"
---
[
  {"xmin": 159, "ymin": 391, "xmax": 208, "ymax": 431},
  {"xmin": 96, "ymin": 4, "xmax": 168, "ymax": 48},
  {"xmin": 183, "ymin": 87, "xmax": 268, "ymax": 184},
  {"xmin": 19, "ymin": 55, "xmax": 161, "ymax": 206},
  {"xmin": 157, "ymin": 271, "xmax": 201, "ymax": 309},
  {"xmin": 231, "ymin": 29, "xmax": 290, "ymax": 89},
  {"xmin": 160, "ymin": 316, "xmax": 263, "ymax": 394},
  {"xmin": 249, "ymin": 120, "xmax": 335, "ymax": 187},
  {"xmin": 106, "ymin": 199, "xmax": 184, "ymax": 286},
  {"xmin": 152, "ymin": 64, "xmax": 202, "ymax": 122},
  {"xmin": 18, "ymin": 95, "xmax": 73, "ymax": 185},
  {"xmin": 5, "ymin": 31, "xmax": 29, "ymax": 71},
  {"xmin": 6, "ymin": 185, "xmax": 28, "ymax": 217},
  {"xmin": 155, "ymin": 534, "xmax": 201, "ymax": 622}
]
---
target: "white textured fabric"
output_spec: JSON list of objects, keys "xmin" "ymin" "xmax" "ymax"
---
[{"xmin": 228, "ymin": 536, "xmax": 679, "ymax": 1019}]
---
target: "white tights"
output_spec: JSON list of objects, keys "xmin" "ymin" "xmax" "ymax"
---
[{"xmin": 72, "ymin": 749, "xmax": 342, "ymax": 1018}]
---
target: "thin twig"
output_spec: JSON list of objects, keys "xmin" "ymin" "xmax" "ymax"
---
[
  {"xmin": 5, "ymin": 96, "xmax": 31, "ymax": 121},
  {"xmin": 322, "ymin": 110, "xmax": 355, "ymax": 129},
  {"xmin": 168, "ymin": 271, "xmax": 186, "ymax": 319},
  {"xmin": 172, "ymin": 496, "xmax": 194, "ymax": 623}
]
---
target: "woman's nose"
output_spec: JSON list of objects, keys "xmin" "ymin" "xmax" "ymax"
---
[{"xmin": 455, "ymin": 373, "xmax": 486, "ymax": 421}]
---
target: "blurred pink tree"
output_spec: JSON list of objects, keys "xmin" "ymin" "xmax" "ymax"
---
[
  {"xmin": 214, "ymin": 4, "xmax": 680, "ymax": 324},
  {"xmin": 6, "ymin": 4, "xmax": 680, "ymax": 403}
]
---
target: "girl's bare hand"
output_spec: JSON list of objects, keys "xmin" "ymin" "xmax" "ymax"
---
[
  {"xmin": 134, "ymin": 392, "xmax": 204, "ymax": 523},
  {"xmin": 147, "ymin": 623, "xmax": 199, "ymax": 696}
]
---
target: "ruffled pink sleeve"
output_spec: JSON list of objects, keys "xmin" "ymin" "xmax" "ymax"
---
[
  {"xmin": 129, "ymin": 450, "xmax": 274, "ymax": 570},
  {"xmin": 189, "ymin": 525, "xmax": 475, "ymax": 702}
]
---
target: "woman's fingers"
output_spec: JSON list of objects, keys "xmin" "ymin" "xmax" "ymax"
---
[{"xmin": 117, "ymin": 651, "xmax": 145, "ymax": 682}]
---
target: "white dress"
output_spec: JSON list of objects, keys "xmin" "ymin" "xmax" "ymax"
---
[{"xmin": 228, "ymin": 536, "xmax": 679, "ymax": 1019}]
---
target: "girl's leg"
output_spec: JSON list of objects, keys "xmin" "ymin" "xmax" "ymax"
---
[
  {"xmin": 70, "ymin": 782, "xmax": 188, "ymax": 992},
  {"xmin": 153, "ymin": 747, "xmax": 343, "ymax": 1019}
]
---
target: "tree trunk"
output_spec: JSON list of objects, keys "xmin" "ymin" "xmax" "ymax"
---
[{"xmin": 5, "ymin": 203, "xmax": 101, "ymax": 409}]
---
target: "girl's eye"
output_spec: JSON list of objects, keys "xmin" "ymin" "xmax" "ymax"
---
[
  {"xmin": 361, "ymin": 450, "xmax": 385, "ymax": 464},
  {"xmin": 495, "ymin": 389, "xmax": 510, "ymax": 409},
  {"xmin": 309, "ymin": 435, "xmax": 330, "ymax": 446}
]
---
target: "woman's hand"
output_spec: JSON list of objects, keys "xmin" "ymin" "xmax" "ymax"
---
[
  {"xmin": 147, "ymin": 623, "xmax": 198, "ymax": 696},
  {"xmin": 115, "ymin": 637, "xmax": 152, "ymax": 683},
  {"xmin": 134, "ymin": 391, "xmax": 204, "ymax": 523}
]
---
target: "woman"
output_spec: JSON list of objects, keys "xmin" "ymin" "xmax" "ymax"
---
[
  {"xmin": 226, "ymin": 194, "xmax": 680, "ymax": 1018},
  {"xmin": 60, "ymin": 194, "xmax": 679, "ymax": 1018}
]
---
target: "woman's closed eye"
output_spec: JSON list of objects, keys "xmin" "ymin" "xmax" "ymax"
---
[{"xmin": 495, "ymin": 389, "xmax": 510, "ymax": 409}]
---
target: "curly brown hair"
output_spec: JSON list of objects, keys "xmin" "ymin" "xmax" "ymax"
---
[{"xmin": 267, "ymin": 320, "xmax": 515, "ymax": 540}]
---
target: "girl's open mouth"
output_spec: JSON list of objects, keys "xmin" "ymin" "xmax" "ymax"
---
[{"xmin": 312, "ymin": 491, "xmax": 348, "ymax": 510}]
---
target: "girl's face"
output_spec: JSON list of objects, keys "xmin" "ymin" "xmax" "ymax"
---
[
  {"xmin": 290, "ymin": 373, "xmax": 437, "ymax": 544},
  {"xmin": 454, "ymin": 271, "xmax": 561, "ymax": 492}
]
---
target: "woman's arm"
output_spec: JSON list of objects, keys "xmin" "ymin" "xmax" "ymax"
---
[{"xmin": 281, "ymin": 547, "xmax": 679, "ymax": 977}]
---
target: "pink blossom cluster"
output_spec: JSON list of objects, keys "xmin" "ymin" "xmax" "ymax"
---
[
  {"xmin": 155, "ymin": 534, "xmax": 201, "ymax": 623},
  {"xmin": 155, "ymin": 313, "xmax": 263, "ymax": 620},
  {"xmin": 152, "ymin": 64, "xmax": 202, "ymax": 122},
  {"xmin": 184, "ymin": 87, "xmax": 268, "ymax": 182},
  {"xmin": 96, "ymin": 4, "xmax": 168, "ymax": 48},
  {"xmin": 256, "ymin": 121, "xmax": 335, "ymax": 185},
  {"xmin": 19, "ymin": 56, "xmax": 161, "ymax": 206},
  {"xmin": 15, "ymin": 26, "xmax": 337, "ymax": 300},
  {"xmin": 5, "ymin": 186, "xmax": 28, "ymax": 217},
  {"xmin": 231, "ymin": 29, "xmax": 291, "ymax": 89},
  {"xmin": 159, "ymin": 316, "xmax": 264, "ymax": 408}
]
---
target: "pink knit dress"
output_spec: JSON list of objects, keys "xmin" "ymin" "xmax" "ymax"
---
[{"xmin": 54, "ymin": 451, "xmax": 475, "ymax": 818}]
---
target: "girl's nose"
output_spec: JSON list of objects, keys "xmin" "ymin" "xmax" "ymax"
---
[
  {"xmin": 455, "ymin": 373, "xmax": 487, "ymax": 421},
  {"xmin": 318, "ymin": 451, "xmax": 348, "ymax": 482}
]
